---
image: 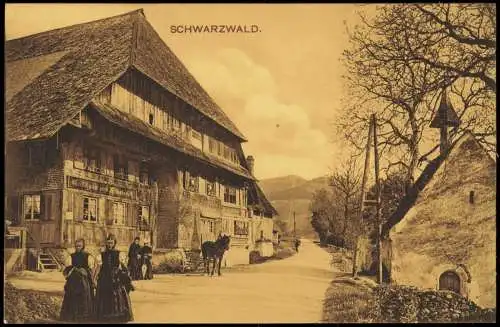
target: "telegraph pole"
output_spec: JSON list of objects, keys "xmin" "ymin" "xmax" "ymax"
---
[
  {"xmin": 352, "ymin": 115, "xmax": 373, "ymax": 278},
  {"xmin": 293, "ymin": 211, "xmax": 296, "ymax": 238},
  {"xmin": 373, "ymin": 114, "xmax": 383, "ymax": 284}
]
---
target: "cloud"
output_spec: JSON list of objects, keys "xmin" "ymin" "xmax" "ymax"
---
[{"xmin": 185, "ymin": 48, "xmax": 331, "ymax": 179}]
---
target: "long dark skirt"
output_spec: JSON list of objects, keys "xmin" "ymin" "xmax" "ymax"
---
[
  {"xmin": 60, "ymin": 268, "xmax": 94, "ymax": 322},
  {"xmin": 128, "ymin": 258, "xmax": 142, "ymax": 281},
  {"xmin": 95, "ymin": 271, "xmax": 134, "ymax": 322}
]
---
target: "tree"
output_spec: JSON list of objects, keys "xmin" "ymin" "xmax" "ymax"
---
[
  {"xmin": 364, "ymin": 169, "xmax": 408, "ymax": 242},
  {"xmin": 274, "ymin": 219, "xmax": 289, "ymax": 235},
  {"xmin": 410, "ymin": 4, "xmax": 496, "ymax": 92},
  {"xmin": 329, "ymin": 157, "xmax": 361, "ymax": 247},
  {"xmin": 310, "ymin": 188, "xmax": 333, "ymax": 244},
  {"xmin": 339, "ymin": 4, "xmax": 496, "ymax": 184}
]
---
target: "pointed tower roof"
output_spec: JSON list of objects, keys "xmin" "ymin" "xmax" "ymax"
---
[{"xmin": 429, "ymin": 89, "xmax": 461, "ymax": 128}]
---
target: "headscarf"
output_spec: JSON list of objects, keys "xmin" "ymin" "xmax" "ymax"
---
[{"xmin": 106, "ymin": 233, "xmax": 117, "ymax": 248}]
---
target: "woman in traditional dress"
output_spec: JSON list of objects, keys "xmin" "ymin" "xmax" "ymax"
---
[
  {"xmin": 60, "ymin": 238, "xmax": 95, "ymax": 322},
  {"xmin": 140, "ymin": 241, "xmax": 154, "ymax": 280},
  {"xmin": 127, "ymin": 237, "xmax": 142, "ymax": 280},
  {"xmin": 95, "ymin": 234, "xmax": 134, "ymax": 322}
]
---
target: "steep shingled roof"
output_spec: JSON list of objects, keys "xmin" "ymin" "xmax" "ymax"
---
[
  {"xmin": 88, "ymin": 101, "xmax": 254, "ymax": 180},
  {"xmin": 382, "ymin": 132, "xmax": 496, "ymax": 237},
  {"xmin": 248, "ymin": 181, "xmax": 279, "ymax": 218},
  {"xmin": 5, "ymin": 9, "xmax": 246, "ymax": 142}
]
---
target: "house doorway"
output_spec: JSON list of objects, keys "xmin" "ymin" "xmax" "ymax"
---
[{"xmin": 439, "ymin": 271, "xmax": 461, "ymax": 294}]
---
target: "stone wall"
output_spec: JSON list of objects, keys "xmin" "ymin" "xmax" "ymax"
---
[
  {"xmin": 4, "ymin": 249, "xmax": 27, "ymax": 274},
  {"xmin": 372, "ymin": 284, "xmax": 496, "ymax": 323},
  {"xmin": 223, "ymin": 246, "xmax": 250, "ymax": 266}
]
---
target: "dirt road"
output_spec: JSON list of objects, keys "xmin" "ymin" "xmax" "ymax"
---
[{"xmin": 8, "ymin": 239, "xmax": 336, "ymax": 323}]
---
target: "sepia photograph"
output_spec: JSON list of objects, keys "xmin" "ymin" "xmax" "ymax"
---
[{"xmin": 3, "ymin": 3, "xmax": 496, "ymax": 324}]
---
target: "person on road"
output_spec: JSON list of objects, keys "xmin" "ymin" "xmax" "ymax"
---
[
  {"xmin": 95, "ymin": 234, "xmax": 134, "ymax": 322},
  {"xmin": 141, "ymin": 241, "xmax": 153, "ymax": 280},
  {"xmin": 127, "ymin": 237, "xmax": 142, "ymax": 280},
  {"xmin": 294, "ymin": 238, "xmax": 301, "ymax": 253},
  {"xmin": 60, "ymin": 238, "xmax": 95, "ymax": 322}
]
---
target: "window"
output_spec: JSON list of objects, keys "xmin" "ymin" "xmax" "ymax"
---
[
  {"xmin": 83, "ymin": 197, "xmax": 97, "ymax": 222},
  {"xmin": 138, "ymin": 206, "xmax": 150, "ymax": 226},
  {"xmin": 167, "ymin": 113, "xmax": 174, "ymax": 129},
  {"xmin": 84, "ymin": 147, "xmax": 101, "ymax": 173},
  {"xmin": 202, "ymin": 219, "xmax": 215, "ymax": 234},
  {"xmin": 192, "ymin": 129, "xmax": 202, "ymax": 141},
  {"xmin": 224, "ymin": 186, "xmax": 237, "ymax": 204},
  {"xmin": 209, "ymin": 137, "xmax": 217, "ymax": 153},
  {"xmin": 188, "ymin": 174, "xmax": 199, "ymax": 193},
  {"xmin": 223, "ymin": 145, "xmax": 230, "ymax": 160},
  {"xmin": 173, "ymin": 117, "xmax": 181, "ymax": 130},
  {"xmin": 113, "ymin": 202, "xmax": 126, "ymax": 225},
  {"xmin": 23, "ymin": 195, "xmax": 41, "ymax": 220},
  {"xmin": 163, "ymin": 111, "xmax": 169, "ymax": 131},
  {"xmin": 230, "ymin": 150, "xmax": 237, "ymax": 163},
  {"xmin": 242, "ymin": 189, "xmax": 247, "ymax": 207},
  {"xmin": 218, "ymin": 141, "xmax": 223, "ymax": 156},
  {"xmin": 114, "ymin": 155, "xmax": 128, "ymax": 180},
  {"xmin": 234, "ymin": 220, "xmax": 248, "ymax": 236},
  {"xmin": 139, "ymin": 162, "xmax": 149, "ymax": 185},
  {"xmin": 148, "ymin": 113, "xmax": 154, "ymax": 125},
  {"xmin": 206, "ymin": 179, "xmax": 216, "ymax": 197}
]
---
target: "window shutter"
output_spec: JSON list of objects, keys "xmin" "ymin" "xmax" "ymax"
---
[
  {"xmin": 106, "ymin": 199, "xmax": 113, "ymax": 225},
  {"xmin": 106, "ymin": 153, "xmax": 113, "ymax": 176},
  {"xmin": 39, "ymin": 194, "xmax": 46, "ymax": 221},
  {"xmin": 9, "ymin": 195, "xmax": 19, "ymax": 224},
  {"xmin": 128, "ymin": 203, "xmax": 137, "ymax": 227},
  {"xmin": 67, "ymin": 192, "xmax": 74, "ymax": 214},
  {"xmin": 44, "ymin": 194, "xmax": 53, "ymax": 221},
  {"xmin": 74, "ymin": 194, "xmax": 83, "ymax": 221},
  {"xmin": 184, "ymin": 171, "xmax": 190, "ymax": 189}
]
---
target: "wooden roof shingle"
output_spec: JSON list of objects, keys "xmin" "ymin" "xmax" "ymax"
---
[
  {"xmin": 88, "ymin": 101, "xmax": 254, "ymax": 180},
  {"xmin": 5, "ymin": 9, "xmax": 246, "ymax": 142}
]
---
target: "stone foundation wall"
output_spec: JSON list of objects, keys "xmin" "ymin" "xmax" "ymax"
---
[
  {"xmin": 372, "ymin": 284, "xmax": 496, "ymax": 323},
  {"xmin": 223, "ymin": 246, "xmax": 249, "ymax": 267}
]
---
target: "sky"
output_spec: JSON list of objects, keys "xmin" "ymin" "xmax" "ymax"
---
[{"xmin": 5, "ymin": 3, "xmax": 374, "ymax": 181}]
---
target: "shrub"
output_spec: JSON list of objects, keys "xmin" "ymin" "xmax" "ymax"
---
[
  {"xmin": 249, "ymin": 251, "xmax": 265, "ymax": 264},
  {"xmin": 152, "ymin": 250, "xmax": 186, "ymax": 274}
]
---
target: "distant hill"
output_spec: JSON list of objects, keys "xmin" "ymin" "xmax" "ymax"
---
[
  {"xmin": 267, "ymin": 176, "xmax": 329, "ymax": 201},
  {"xmin": 259, "ymin": 175, "xmax": 307, "ymax": 196},
  {"xmin": 259, "ymin": 175, "xmax": 330, "ymax": 239}
]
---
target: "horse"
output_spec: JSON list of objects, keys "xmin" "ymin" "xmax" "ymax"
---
[{"xmin": 201, "ymin": 234, "xmax": 231, "ymax": 276}]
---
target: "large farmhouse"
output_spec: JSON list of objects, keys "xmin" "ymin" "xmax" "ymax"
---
[{"xmin": 4, "ymin": 9, "xmax": 277, "ymax": 271}]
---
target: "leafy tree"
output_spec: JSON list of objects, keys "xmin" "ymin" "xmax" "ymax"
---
[{"xmin": 310, "ymin": 188, "xmax": 338, "ymax": 245}]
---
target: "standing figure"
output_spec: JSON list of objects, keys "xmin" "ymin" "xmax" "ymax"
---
[
  {"xmin": 60, "ymin": 238, "xmax": 95, "ymax": 322},
  {"xmin": 141, "ymin": 241, "xmax": 153, "ymax": 280},
  {"xmin": 128, "ymin": 237, "xmax": 142, "ymax": 280},
  {"xmin": 294, "ymin": 238, "xmax": 301, "ymax": 253},
  {"xmin": 95, "ymin": 234, "xmax": 134, "ymax": 322}
]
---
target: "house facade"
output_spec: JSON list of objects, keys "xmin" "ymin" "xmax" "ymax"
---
[
  {"xmin": 383, "ymin": 132, "xmax": 496, "ymax": 308},
  {"xmin": 5, "ymin": 9, "xmax": 277, "ymax": 270}
]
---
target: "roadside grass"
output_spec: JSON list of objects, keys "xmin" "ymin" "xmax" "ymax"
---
[
  {"xmin": 4, "ymin": 281, "xmax": 63, "ymax": 324},
  {"xmin": 321, "ymin": 273, "xmax": 378, "ymax": 323}
]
